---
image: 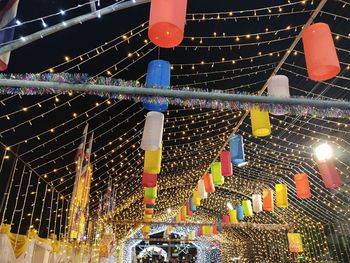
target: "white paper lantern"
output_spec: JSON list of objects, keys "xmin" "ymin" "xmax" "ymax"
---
[
  {"xmin": 141, "ymin": 111, "xmax": 164, "ymax": 151},
  {"xmin": 252, "ymin": 194, "xmax": 263, "ymax": 213},
  {"xmin": 267, "ymin": 75, "xmax": 290, "ymax": 115},
  {"xmin": 16, "ymin": 239, "xmax": 35, "ymax": 263},
  {"xmin": 197, "ymin": 179, "xmax": 208, "ymax": 199}
]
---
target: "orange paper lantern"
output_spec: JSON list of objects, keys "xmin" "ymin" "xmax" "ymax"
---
[
  {"xmin": 302, "ymin": 23, "xmax": 340, "ymax": 81},
  {"xmin": 203, "ymin": 173, "xmax": 215, "ymax": 193},
  {"xmin": 263, "ymin": 189, "xmax": 274, "ymax": 212},
  {"xmin": 294, "ymin": 173, "xmax": 311, "ymax": 199},
  {"xmin": 148, "ymin": 0, "xmax": 188, "ymax": 48}
]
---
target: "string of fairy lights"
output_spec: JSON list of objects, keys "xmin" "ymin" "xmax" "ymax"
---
[{"xmin": 0, "ymin": 0, "xmax": 348, "ymax": 262}]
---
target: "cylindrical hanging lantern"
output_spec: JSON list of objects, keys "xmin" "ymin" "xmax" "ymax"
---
[
  {"xmin": 212, "ymin": 226, "xmax": 219, "ymax": 235},
  {"xmin": 142, "ymin": 173, "xmax": 158, "ymax": 187},
  {"xmin": 144, "ymin": 145, "xmax": 162, "ymax": 174},
  {"xmin": 144, "ymin": 187, "xmax": 158, "ymax": 199},
  {"xmin": 237, "ymin": 205, "xmax": 244, "ymax": 221},
  {"xmin": 317, "ymin": 159, "xmax": 342, "ymax": 189},
  {"xmin": 294, "ymin": 173, "xmax": 311, "ymax": 199},
  {"xmin": 276, "ymin": 184, "xmax": 288, "ymax": 208},
  {"xmin": 211, "ymin": 162, "xmax": 224, "ymax": 186},
  {"xmin": 223, "ymin": 215, "xmax": 230, "ymax": 224},
  {"xmin": 263, "ymin": 189, "xmax": 274, "ymax": 212},
  {"xmin": 302, "ymin": 23, "xmax": 340, "ymax": 81},
  {"xmin": 145, "ymin": 208, "xmax": 154, "ymax": 215},
  {"xmin": 144, "ymin": 197, "xmax": 156, "ymax": 205},
  {"xmin": 186, "ymin": 201, "xmax": 193, "ymax": 216},
  {"xmin": 229, "ymin": 210, "xmax": 238, "ymax": 224},
  {"xmin": 250, "ymin": 107, "xmax": 271, "ymax": 137},
  {"xmin": 242, "ymin": 200, "xmax": 253, "ymax": 217},
  {"xmin": 188, "ymin": 231, "xmax": 195, "ymax": 241},
  {"xmin": 143, "ymin": 225, "xmax": 151, "ymax": 234},
  {"xmin": 203, "ymin": 226, "xmax": 212, "ymax": 237},
  {"xmin": 189, "ymin": 197, "xmax": 196, "ymax": 212},
  {"xmin": 144, "ymin": 214, "xmax": 152, "ymax": 220},
  {"xmin": 268, "ymin": 75, "xmax": 290, "ymax": 115},
  {"xmin": 181, "ymin": 206, "xmax": 187, "ymax": 221},
  {"xmin": 197, "ymin": 179, "xmax": 208, "ymax": 199},
  {"xmin": 203, "ymin": 173, "xmax": 215, "ymax": 193},
  {"xmin": 220, "ymin": 151, "xmax": 233, "ymax": 176},
  {"xmin": 193, "ymin": 191, "xmax": 201, "ymax": 207},
  {"xmin": 148, "ymin": 0, "xmax": 188, "ymax": 48},
  {"xmin": 229, "ymin": 134, "xmax": 245, "ymax": 165},
  {"xmin": 143, "ymin": 60, "xmax": 170, "ymax": 112},
  {"xmin": 252, "ymin": 194, "xmax": 263, "ymax": 213},
  {"xmin": 141, "ymin": 111, "xmax": 164, "ymax": 151},
  {"xmin": 217, "ymin": 225, "xmax": 223, "ymax": 232}
]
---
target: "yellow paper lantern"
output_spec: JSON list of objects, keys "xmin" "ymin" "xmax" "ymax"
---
[
  {"xmin": 193, "ymin": 191, "xmax": 201, "ymax": 206},
  {"xmin": 211, "ymin": 162, "xmax": 224, "ymax": 186},
  {"xmin": 288, "ymin": 233, "xmax": 303, "ymax": 252},
  {"xmin": 144, "ymin": 187, "xmax": 158, "ymax": 199},
  {"xmin": 242, "ymin": 200, "xmax": 253, "ymax": 217},
  {"xmin": 229, "ymin": 209, "xmax": 238, "ymax": 224},
  {"xmin": 181, "ymin": 206, "xmax": 187, "ymax": 221},
  {"xmin": 276, "ymin": 184, "xmax": 288, "ymax": 208},
  {"xmin": 144, "ymin": 145, "xmax": 162, "ymax": 174},
  {"xmin": 203, "ymin": 226, "xmax": 213, "ymax": 237},
  {"xmin": 250, "ymin": 107, "xmax": 271, "ymax": 137}
]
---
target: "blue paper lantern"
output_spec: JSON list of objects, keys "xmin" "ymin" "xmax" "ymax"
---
[
  {"xmin": 237, "ymin": 204, "xmax": 245, "ymax": 221},
  {"xmin": 229, "ymin": 134, "xmax": 246, "ymax": 165},
  {"xmin": 217, "ymin": 225, "xmax": 223, "ymax": 232},
  {"xmin": 143, "ymin": 59, "xmax": 170, "ymax": 112},
  {"xmin": 189, "ymin": 196, "xmax": 197, "ymax": 212},
  {"xmin": 145, "ymin": 203, "xmax": 156, "ymax": 209}
]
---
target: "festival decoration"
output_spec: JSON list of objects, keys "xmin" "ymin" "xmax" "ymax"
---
[
  {"xmin": 267, "ymin": 75, "xmax": 290, "ymax": 115},
  {"xmin": 263, "ymin": 189, "xmax": 274, "ymax": 212},
  {"xmin": 294, "ymin": 173, "xmax": 311, "ymax": 199},
  {"xmin": 142, "ymin": 173, "xmax": 158, "ymax": 188},
  {"xmin": 197, "ymin": 179, "xmax": 208, "ymax": 199},
  {"xmin": 144, "ymin": 146, "xmax": 162, "ymax": 174},
  {"xmin": 203, "ymin": 173, "xmax": 215, "ymax": 193},
  {"xmin": 275, "ymin": 184, "xmax": 288, "ymax": 208},
  {"xmin": 315, "ymin": 143, "xmax": 342, "ymax": 189},
  {"xmin": 287, "ymin": 233, "xmax": 304, "ymax": 253},
  {"xmin": 220, "ymin": 151, "xmax": 233, "ymax": 176},
  {"xmin": 143, "ymin": 60, "xmax": 171, "ymax": 112},
  {"xmin": 223, "ymin": 215, "xmax": 230, "ymax": 224},
  {"xmin": 250, "ymin": 107, "xmax": 271, "ymax": 137},
  {"xmin": 181, "ymin": 206, "xmax": 187, "ymax": 221},
  {"xmin": 211, "ymin": 162, "xmax": 224, "ymax": 186},
  {"xmin": 144, "ymin": 187, "xmax": 158, "ymax": 199},
  {"xmin": 186, "ymin": 201, "xmax": 193, "ymax": 216},
  {"xmin": 237, "ymin": 205, "xmax": 245, "ymax": 221},
  {"xmin": 189, "ymin": 197, "xmax": 197, "ymax": 212},
  {"xmin": 141, "ymin": 111, "xmax": 164, "ymax": 151},
  {"xmin": 252, "ymin": 194, "xmax": 263, "ymax": 213},
  {"xmin": 193, "ymin": 190, "xmax": 201, "ymax": 206},
  {"xmin": 229, "ymin": 210, "xmax": 238, "ymax": 224},
  {"xmin": 302, "ymin": 23, "xmax": 340, "ymax": 81},
  {"xmin": 203, "ymin": 226, "xmax": 213, "ymax": 237},
  {"xmin": 229, "ymin": 134, "xmax": 246, "ymax": 166},
  {"xmin": 242, "ymin": 200, "xmax": 253, "ymax": 217},
  {"xmin": 1, "ymin": 74, "xmax": 349, "ymax": 118},
  {"xmin": 148, "ymin": 0, "xmax": 188, "ymax": 48}
]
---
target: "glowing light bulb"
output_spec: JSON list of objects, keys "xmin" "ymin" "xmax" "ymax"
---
[{"xmin": 315, "ymin": 143, "xmax": 333, "ymax": 161}]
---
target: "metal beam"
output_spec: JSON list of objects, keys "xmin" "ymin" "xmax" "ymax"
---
[
  {"xmin": 0, "ymin": 0, "xmax": 151, "ymax": 55},
  {"xmin": 0, "ymin": 78, "xmax": 348, "ymax": 109}
]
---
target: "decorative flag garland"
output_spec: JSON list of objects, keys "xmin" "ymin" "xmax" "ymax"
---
[{"xmin": 0, "ymin": 73, "xmax": 348, "ymax": 118}]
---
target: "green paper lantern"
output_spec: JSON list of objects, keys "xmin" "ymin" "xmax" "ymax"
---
[
  {"xmin": 242, "ymin": 199, "xmax": 253, "ymax": 217},
  {"xmin": 144, "ymin": 187, "xmax": 158, "ymax": 199},
  {"xmin": 211, "ymin": 162, "xmax": 224, "ymax": 185}
]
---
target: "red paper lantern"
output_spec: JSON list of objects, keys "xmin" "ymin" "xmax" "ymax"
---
[
  {"xmin": 144, "ymin": 198, "xmax": 156, "ymax": 205},
  {"xmin": 294, "ymin": 173, "xmax": 311, "ymax": 199},
  {"xmin": 142, "ymin": 173, "xmax": 158, "ymax": 187},
  {"xmin": 186, "ymin": 201, "xmax": 193, "ymax": 216},
  {"xmin": 203, "ymin": 173, "xmax": 215, "ymax": 193},
  {"xmin": 220, "ymin": 151, "xmax": 233, "ymax": 176},
  {"xmin": 212, "ymin": 226, "xmax": 219, "ymax": 235},
  {"xmin": 148, "ymin": 0, "xmax": 188, "ymax": 48},
  {"xmin": 302, "ymin": 23, "xmax": 340, "ymax": 81},
  {"xmin": 223, "ymin": 215, "xmax": 230, "ymax": 224},
  {"xmin": 145, "ymin": 208, "xmax": 154, "ymax": 215},
  {"xmin": 317, "ymin": 159, "xmax": 342, "ymax": 189}
]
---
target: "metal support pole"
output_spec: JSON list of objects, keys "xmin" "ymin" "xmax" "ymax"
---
[
  {"xmin": 0, "ymin": 0, "xmax": 150, "ymax": 55},
  {"xmin": 0, "ymin": 78, "xmax": 348, "ymax": 109}
]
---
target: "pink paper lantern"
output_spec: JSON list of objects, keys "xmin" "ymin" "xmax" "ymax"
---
[
  {"xmin": 317, "ymin": 159, "xmax": 342, "ymax": 189},
  {"xmin": 220, "ymin": 151, "xmax": 233, "ymax": 177}
]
